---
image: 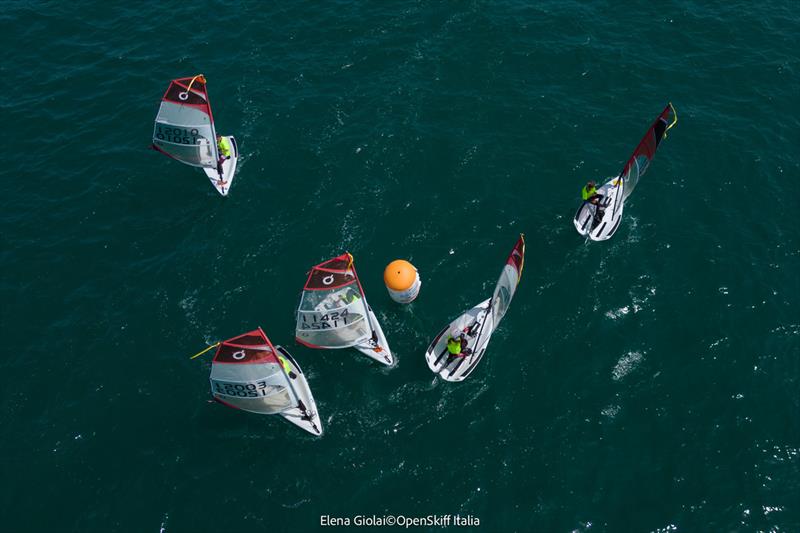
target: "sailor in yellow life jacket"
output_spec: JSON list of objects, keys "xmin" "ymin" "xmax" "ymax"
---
[
  {"xmin": 277, "ymin": 353, "xmax": 297, "ymax": 379},
  {"xmin": 581, "ymin": 180, "xmax": 602, "ymax": 205},
  {"xmin": 446, "ymin": 335, "xmax": 465, "ymax": 358},
  {"xmin": 216, "ymin": 134, "xmax": 231, "ymax": 178},
  {"xmin": 345, "ymin": 288, "xmax": 361, "ymax": 303}
]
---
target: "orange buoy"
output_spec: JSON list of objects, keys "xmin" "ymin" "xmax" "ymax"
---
[{"xmin": 383, "ymin": 260, "xmax": 421, "ymax": 303}]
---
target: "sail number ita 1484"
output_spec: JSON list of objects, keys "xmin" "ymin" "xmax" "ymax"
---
[
  {"xmin": 212, "ymin": 381, "xmax": 282, "ymax": 398},
  {"xmin": 154, "ymin": 125, "xmax": 202, "ymax": 145}
]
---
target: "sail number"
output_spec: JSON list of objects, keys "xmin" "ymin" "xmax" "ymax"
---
[
  {"xmin": 213, "ymin": 380, "xmax": 280, "ymax": 398},
  {"xmin": 299, "ymin": 310, "xmax": 349, "ymax": 329},
  {"xmin": 155, "ymin": 125, "xmax": 200, "ymax": 145}
]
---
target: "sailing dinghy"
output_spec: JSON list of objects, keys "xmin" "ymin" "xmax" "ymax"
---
[
  {"xmin": 295, "ymin": 253, "xmax": 394, "ymax": 366},
  {"xmin": 152, "ymin": 74, "xmax": 239, "ymax": 196},
  {"xmin": 210, "ymin": 328, "xmax": 322, "ymax": 436},
  {"xmin": 425, "ymin": 235, "xmax": 525, "ymax": 382},
  {"xmin": 574, "ymin": 103, "xmax": 677, "ymax": 241}
]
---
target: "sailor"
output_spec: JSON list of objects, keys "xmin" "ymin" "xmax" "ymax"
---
[
  {"xmin": 277, "ymin": 353, "xmax": 297, "ymax": 379},
  {"xmin": 582, "ymin": 180, "xmax": 602, "ymax": 205},
  {"xmin": 340, "ymin": 288, "xmax": 361, "ymax": 306},
  {"xmin": 216, "ymin": 134, "xmax": 232, "ymax": 178},
  {"xmin": 446, "ymin": 335, "xmax": 465, "ymax": 358},
  {"xmin": 582, "ymin": 180, "xmax": 606, "ymax": 224}
]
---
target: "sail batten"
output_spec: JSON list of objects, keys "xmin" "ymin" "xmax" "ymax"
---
[{"xmin": 156, "ymin": 122, "xmax": 213, "ymax": 128}]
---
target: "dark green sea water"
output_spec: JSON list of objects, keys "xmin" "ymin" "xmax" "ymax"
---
[{"xmin": 2, "ymin": 1, "xmax": 799, "ymax": 532}]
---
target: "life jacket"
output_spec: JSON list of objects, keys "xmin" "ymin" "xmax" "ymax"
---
[
  {"xmin": 277, "ymin": 354, "xmax": 292, "ymax": 375},
  {"xmin": 446, "ymin": 337, "xmax": 462, "ymax": 355},
  {"xmin": 217, "ymin": 137, "xmax": 231, "ymax": 157},
  {"xmin": 581, "ymin": 185, "xmax": 597, "ymax": 201}
]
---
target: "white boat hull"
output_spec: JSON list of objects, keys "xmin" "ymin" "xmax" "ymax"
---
[
  {"xmin": 354, "ymin": 304, "xmax": 394, "ymax": 366},
  {"xmin": 203, "ymin": 135, "xmax": 238, "ymax": 196},
  {"xmin": 573, "ymin": 177, "xmax": 624, "ymax": 241},
  {"xmin": 425, "ymin": 298, "xmax": 494, "ymax": 382},
  {"xmin": 276, "ymin": 346, "xmax": 323, "ymax": 436}
]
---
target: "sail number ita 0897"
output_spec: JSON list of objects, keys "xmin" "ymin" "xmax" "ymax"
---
[{"xmin": 155, "ymin": 124, "xmax": 200, "ymax": 145}]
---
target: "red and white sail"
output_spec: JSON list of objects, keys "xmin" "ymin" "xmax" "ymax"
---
[
  {"xmin": 295, "ymin": 254, "xmax": 373, "ymax": 349},
  {"xmin": 152, "ymin": 75, "xmax": 218, "ymax": 168},
  {"xmin": 618, "ymin": 103, "xmax": 677, "ymax": 201},
  {"xmin": 491, "ymin": 234, "xmax": 525, "ymax": 328},
  {"xmin": 210, "ymin": 328, "xmax": 296, "ymax": 415}
]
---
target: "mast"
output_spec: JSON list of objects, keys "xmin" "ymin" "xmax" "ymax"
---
[
  {"xmin": 262, "ymin": 328, "xmax": 316, "ymax": 429},
  {"xmin": 186, "ymin": 74, "xmax": 220, "ymax": 163},
  {"xmin": 617, "ymin": 103, "xmax": 678, "ymax": 200},
  {"xmin": 347, "ymin": 253, "xmax": 378, "ymax": 341}
]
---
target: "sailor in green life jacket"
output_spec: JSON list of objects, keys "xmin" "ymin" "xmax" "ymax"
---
[
  {"xmin": 582, "ymin": 179, "xmax": 606, "ymax": 224},
  {"xmin": 216, "ymin": 134, "xmax": 232, "ymax": 179},
  {"xmin": 340, "ymin": 287, "xmax": 361, "ymax": 307},
  {"xmin": 446, "ymin": 334, "xmax": 467, "ymax": 359},
  {"xmin": 582, "ymin": 180, "xmax": 603, "ymax": 205},
  {"xmin": 340, "ymin": 289, "xmax": 381, "ymax": 348},
  {"xmin": 277, "ymin": 353, "xmax": 297, "ymax": 379}
]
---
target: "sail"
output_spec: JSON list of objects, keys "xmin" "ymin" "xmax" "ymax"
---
[
  {"xmin": 491, "ymin": 234, "xmax": 525, "ymax": 327},
  {"xmin": 152, "ymin": 75, "xmax": 218, "ymax": 168},
  {"xmin": 618, "ymin": 103, "xmax": 677, "ymax": 201},
  {"xmin": 295, "ymin": 253, "xmax": 373, "ymax": 349},
  {"xmin": 210, "ymin": 328, "xmax": 297, "ymax": 414}
]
